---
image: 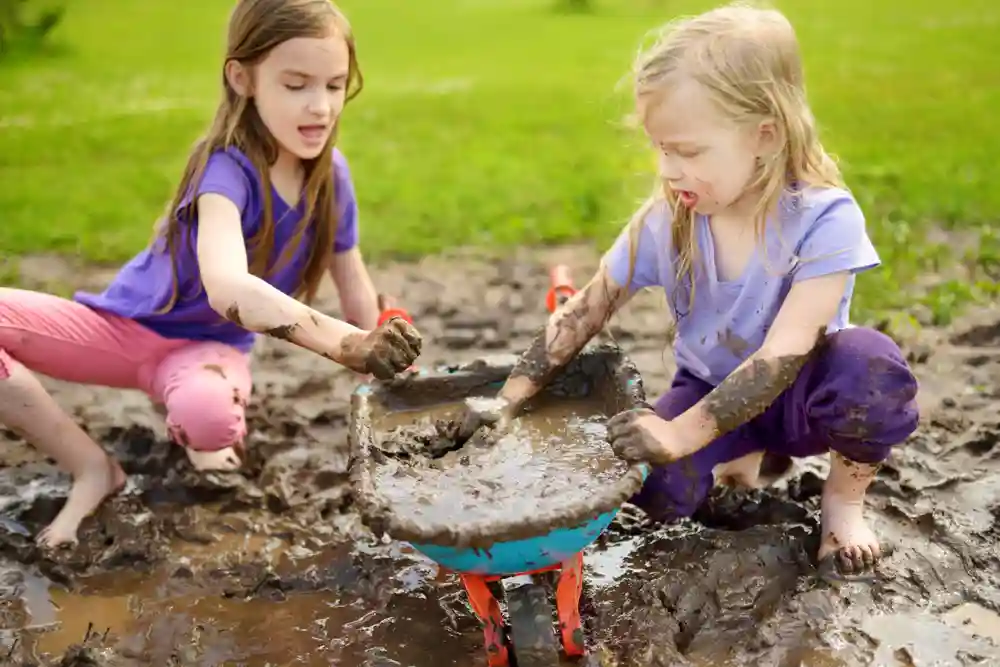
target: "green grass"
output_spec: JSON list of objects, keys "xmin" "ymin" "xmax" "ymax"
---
[{"xmin": 1, "ymin": 0, "xmax": 997, "ymax": 325}]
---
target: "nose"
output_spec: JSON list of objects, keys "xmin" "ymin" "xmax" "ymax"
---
[
  {"xmin": 658, "ymin": 153, "xmax": 684, "ymax": 182},
  {"xmin": 306, "ymin": 90, "xmax": 329, "ymax": 118}
]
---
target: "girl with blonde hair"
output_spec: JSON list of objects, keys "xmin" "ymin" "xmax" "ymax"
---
[{"xmin": 459, "ymin": 2, "xmax": 918, "ymax": 582}]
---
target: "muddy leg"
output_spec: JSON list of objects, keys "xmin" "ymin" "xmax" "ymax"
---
[
  {"xmin": 0, "ymin": 351, "xmax": 125, "ymax": 547},
  {"xmin": 817, "ymin": 452, "xmax": 882, "ymax": 580},
  {"xmin": 779, "ymin": 327, "xmax": 919, "ymax": 581}
]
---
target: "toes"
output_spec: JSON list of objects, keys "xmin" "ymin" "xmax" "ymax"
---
[
  {"xmin": 36, "ymin": 527, "xmax": 78, "ymax": 549},
  {"xmin": 861, "ymin": 545, "xmax": 876, "ymax": 569}
]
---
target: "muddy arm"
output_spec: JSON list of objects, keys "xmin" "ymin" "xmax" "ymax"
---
[
  {"xmin": 328, "ymin": 247, "xmax": 380, "ymax": 331},
  {"xmin": 669, "ymin": 271, "xmax": 851, "ymax": 455},
  {"xmin": 500, "ymin": 265, "xmax": 633, "ymax": 413},
  {"xmin": 196, "ymin": 193, "xmax": 369, "ymax": 368}
]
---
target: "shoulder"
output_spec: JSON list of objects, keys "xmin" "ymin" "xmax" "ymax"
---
[
  {"xmin": 785, "ymin": 185, "xmax": 880, "ymax": 280},
  {"xmin": 198, "ymin": 146, "xmax": 262, "ymax": 208},
  {"xmin": 794, "ymin": 185, "xmax": 864, "ymax": 230},
  {"xmin": 206, "ymin": 146, "xmax": 260, "ymax": 183}
]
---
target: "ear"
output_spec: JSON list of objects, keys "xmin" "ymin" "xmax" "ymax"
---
[
  {"xmin": 225, "ymin": 60, "xmax": 252, "ymax": 97},
  {"xmin": 755, "ymin": 118, "xmax": 780, "ymax": 157}
]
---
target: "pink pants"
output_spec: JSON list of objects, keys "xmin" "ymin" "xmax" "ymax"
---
[{"xmin": 0, "ymin": 288, "xmax": 252, "ymax": 452}]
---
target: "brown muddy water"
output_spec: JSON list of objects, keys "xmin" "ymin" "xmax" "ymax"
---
[
  {"xmin": 369, "ymin": 395, "xmax": 628, "ymax": 531},
  {"xmin": 2, "ymin": 248, "xmax": 1000, "ymax": 666}
]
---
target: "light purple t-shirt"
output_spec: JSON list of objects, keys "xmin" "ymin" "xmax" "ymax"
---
[
  {"xmin": 75, "ymin": 146, "xmax": 360, "ymax": 352},
  {"xmin": 603, "ymin": 186, "xmax": 880, "ymax": 386}
]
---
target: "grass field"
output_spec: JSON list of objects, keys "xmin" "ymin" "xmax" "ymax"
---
[{"xmin": 1, "ymin": 0, "xmax": 997, "ymax": 325}]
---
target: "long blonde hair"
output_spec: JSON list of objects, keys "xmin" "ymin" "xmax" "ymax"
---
[
  {"xmin": 156, "ymin": 0, "xmax": 363, "ymax": 312},
  {"xmin": 623, "ymin": 2, "xmax": 843, "ymax": 316}
]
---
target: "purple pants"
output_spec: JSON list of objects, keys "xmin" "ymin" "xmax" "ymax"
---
[{"xmin": 630, "ymin": 327, "xmax": 920, "ymax": 522}]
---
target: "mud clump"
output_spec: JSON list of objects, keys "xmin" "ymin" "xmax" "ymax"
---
[{"xmin": 376, "ymin": 418, "xmax": 465, "ymax": 460}]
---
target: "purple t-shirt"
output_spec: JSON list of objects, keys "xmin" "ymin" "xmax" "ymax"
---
[
  {"xmin": 603, "ymin": 186, "xmax": 880, "ymax": 386},
  {"xmin": 75, "ymin": 146, "xmax": 360, "ymax": 352}
]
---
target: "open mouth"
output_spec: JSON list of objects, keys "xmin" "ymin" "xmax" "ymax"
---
[
  {"xmin": 298, "ymin": 124, "xmax": 328, "ymax": 143},
  {"xmin": 676, "ymin": 190, "xmax": 699, "ymax": 208}
]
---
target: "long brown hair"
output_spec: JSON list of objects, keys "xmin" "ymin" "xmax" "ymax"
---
[
  {"xmin": 156, "ymin": 0, "xmax": 363, "ymax": 311},
  {"xmin": 626, "ymin": 1, "xmax": 843, "ymax": 316}
]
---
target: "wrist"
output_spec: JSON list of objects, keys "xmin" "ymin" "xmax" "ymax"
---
[
  {"xmin": 667, "ymin": 409, "xmax": 712, "ymax": 456},
  {"xmin": 317, "ymin": 313, "xmax": 367, "ymax": 363}
]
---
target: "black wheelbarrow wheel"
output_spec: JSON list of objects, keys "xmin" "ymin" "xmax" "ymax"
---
[{"xmin": 504, "ymin": 581, "xmax": 560, "ymax": 667}]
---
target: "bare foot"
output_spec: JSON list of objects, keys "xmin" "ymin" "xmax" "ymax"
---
[
  {"xmin": 36, "ymin": 456, "xmax": 126, "ymax": 548},
  {"xmin": 816, "ymin": 452, "xmax": 884, "ymax": 582},
  {"xmin": 186, "ymin": 446, "xmax": 243, "ymax": 472}
]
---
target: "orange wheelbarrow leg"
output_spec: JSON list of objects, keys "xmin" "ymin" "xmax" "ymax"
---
[
  {"xmin": 460, "ymin": 574, "xmax": 509, "ymax": 667},
  {"xmin": 556, "ymin": 553, "xmax": 586, "ymax": 657}
]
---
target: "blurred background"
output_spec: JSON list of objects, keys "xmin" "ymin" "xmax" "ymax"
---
[{"xmin": 1, "ymin": 0, "xmax": 997, "ymax": 326}]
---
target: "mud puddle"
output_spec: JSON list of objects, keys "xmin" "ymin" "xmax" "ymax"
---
[{"xmin": 2, "ymin": 247, "xmax": 1000, "ymax": 666}]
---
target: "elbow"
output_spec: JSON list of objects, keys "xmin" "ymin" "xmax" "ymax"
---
[{"xmin": 204, "ymin": 272, "xmax": 253, "ymax": 324}]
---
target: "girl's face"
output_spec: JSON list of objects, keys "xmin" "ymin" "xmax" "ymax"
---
[
  {"xmin": 228, "ymin": 28, "xmax": 350, "ymax": 161},
  {"xmin": 641, "ymin": 78, "xmax": 768, "ymax": 216}
]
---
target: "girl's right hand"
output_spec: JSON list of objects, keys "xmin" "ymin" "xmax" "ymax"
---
[
  {"xmin": 456, "ymin": 396, "xmax": 514, "ymax": 444},
  {"xmin": 339, "ymin": 316, "xmax": 422, "ymax": 380}
]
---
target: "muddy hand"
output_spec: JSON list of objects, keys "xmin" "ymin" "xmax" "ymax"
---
[
  {"xmin": 456, "ymin": 396, "xmax": 512, "ymax": 445},
  {"xmin": 341, "ymin": 317, "xmax": 422, "ymax": 380},
  {"xmin": 607, "ymin": 408, "xmax": 678, "ymax": 465}
]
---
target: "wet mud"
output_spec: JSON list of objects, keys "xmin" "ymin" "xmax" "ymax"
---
[
  {"xmin": 2, "ymin": 246, "xmax": 1000, "ymax": 666},
  {"xmin": 352, "ymin": 345, "xmax": 647, "ymax": 548}
]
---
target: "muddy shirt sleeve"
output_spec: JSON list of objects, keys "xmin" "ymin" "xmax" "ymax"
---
[
  {"xmin": 601, "ymin": 204, "xmax": 666, "ymax": 294},
  {"xmin": 332, "ymin": 149, "xmax": 359, "ymax": 254},
  {"xmin": 792, "ymin": 191, "xmax": 880, "ymax": 282}
]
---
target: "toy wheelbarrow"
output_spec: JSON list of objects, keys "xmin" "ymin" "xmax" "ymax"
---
[{"xmin": 352, "ymin": 265, "xmax": 650, "ymax": 666}]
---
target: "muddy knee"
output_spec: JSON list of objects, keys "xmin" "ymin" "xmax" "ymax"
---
[
  {"xmin": 813, "ymin": 327, "xmax": 920, "ymax": 463},
  {"xmin": 163, "ymin": 374, "xmax": 247, "ymax": 452}
]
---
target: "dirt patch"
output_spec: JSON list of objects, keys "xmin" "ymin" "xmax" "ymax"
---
[{"xmin": 1, "ymin": 246, "xmax": 999, "ymax": 666}]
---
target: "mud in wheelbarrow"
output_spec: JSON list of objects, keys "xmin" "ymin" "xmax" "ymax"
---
[{"xmin": 349, "ymin": 344, "xmax": 650, "ymax": 666}]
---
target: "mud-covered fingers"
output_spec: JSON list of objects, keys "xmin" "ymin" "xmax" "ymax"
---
[
  {"xmin": 389, "ymin": 317, "xmax": 423, "ymax": 356},
  {"xmin": 606, "ymin": 409, "xmax": 648, "ymax": 442},
  {"xmin": 365, "ymin": 330, "xmax": 409, "ymax": 379},
  {"xmin": 610, "ymin": 434, "xmax": 649, "ymax": 462},
  {"xmin": 377, "ymin": 320, "xmax": 421, "ymax": 370}
]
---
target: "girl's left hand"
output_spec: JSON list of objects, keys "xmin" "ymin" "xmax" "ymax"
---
[{"xmin": 606, "ymin": 408, "xmax": 692, "ymax": 465}]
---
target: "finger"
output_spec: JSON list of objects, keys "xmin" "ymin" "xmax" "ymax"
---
[
  {"xmin": 387, "ymin": 347, "xmax": 412, "ymax": 374},
  {"xmin": 606, "ymin": 419, "xmax": 634, "ymax": 444},
  {"xmin": 368, "ymin": 355, "xmax": 397, "ymax": 380},
  {"xmin": 606, "ymin": 411, "xmax": 636, "ymax": 431},
  {"xmin": 611, "ymin": 435, "xmax": 646, "ymax": 460},
  {"xmin": 837, "ymin": 548, "xmax": 855, "ymax": 575},
  {"xmin": 379, "ymin": 328, "xmax": 415, "ymax": 370},
  {"xmin": 860, "ymin": 545, "xmax": 875, "ymax": 570},
  {"xmin": 393, "ymin": 319, "xmax": 423, "ymax": 354},
  {"xmin": 457, "ymin": 412, "xmax": 484, "ymax": 441}
]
